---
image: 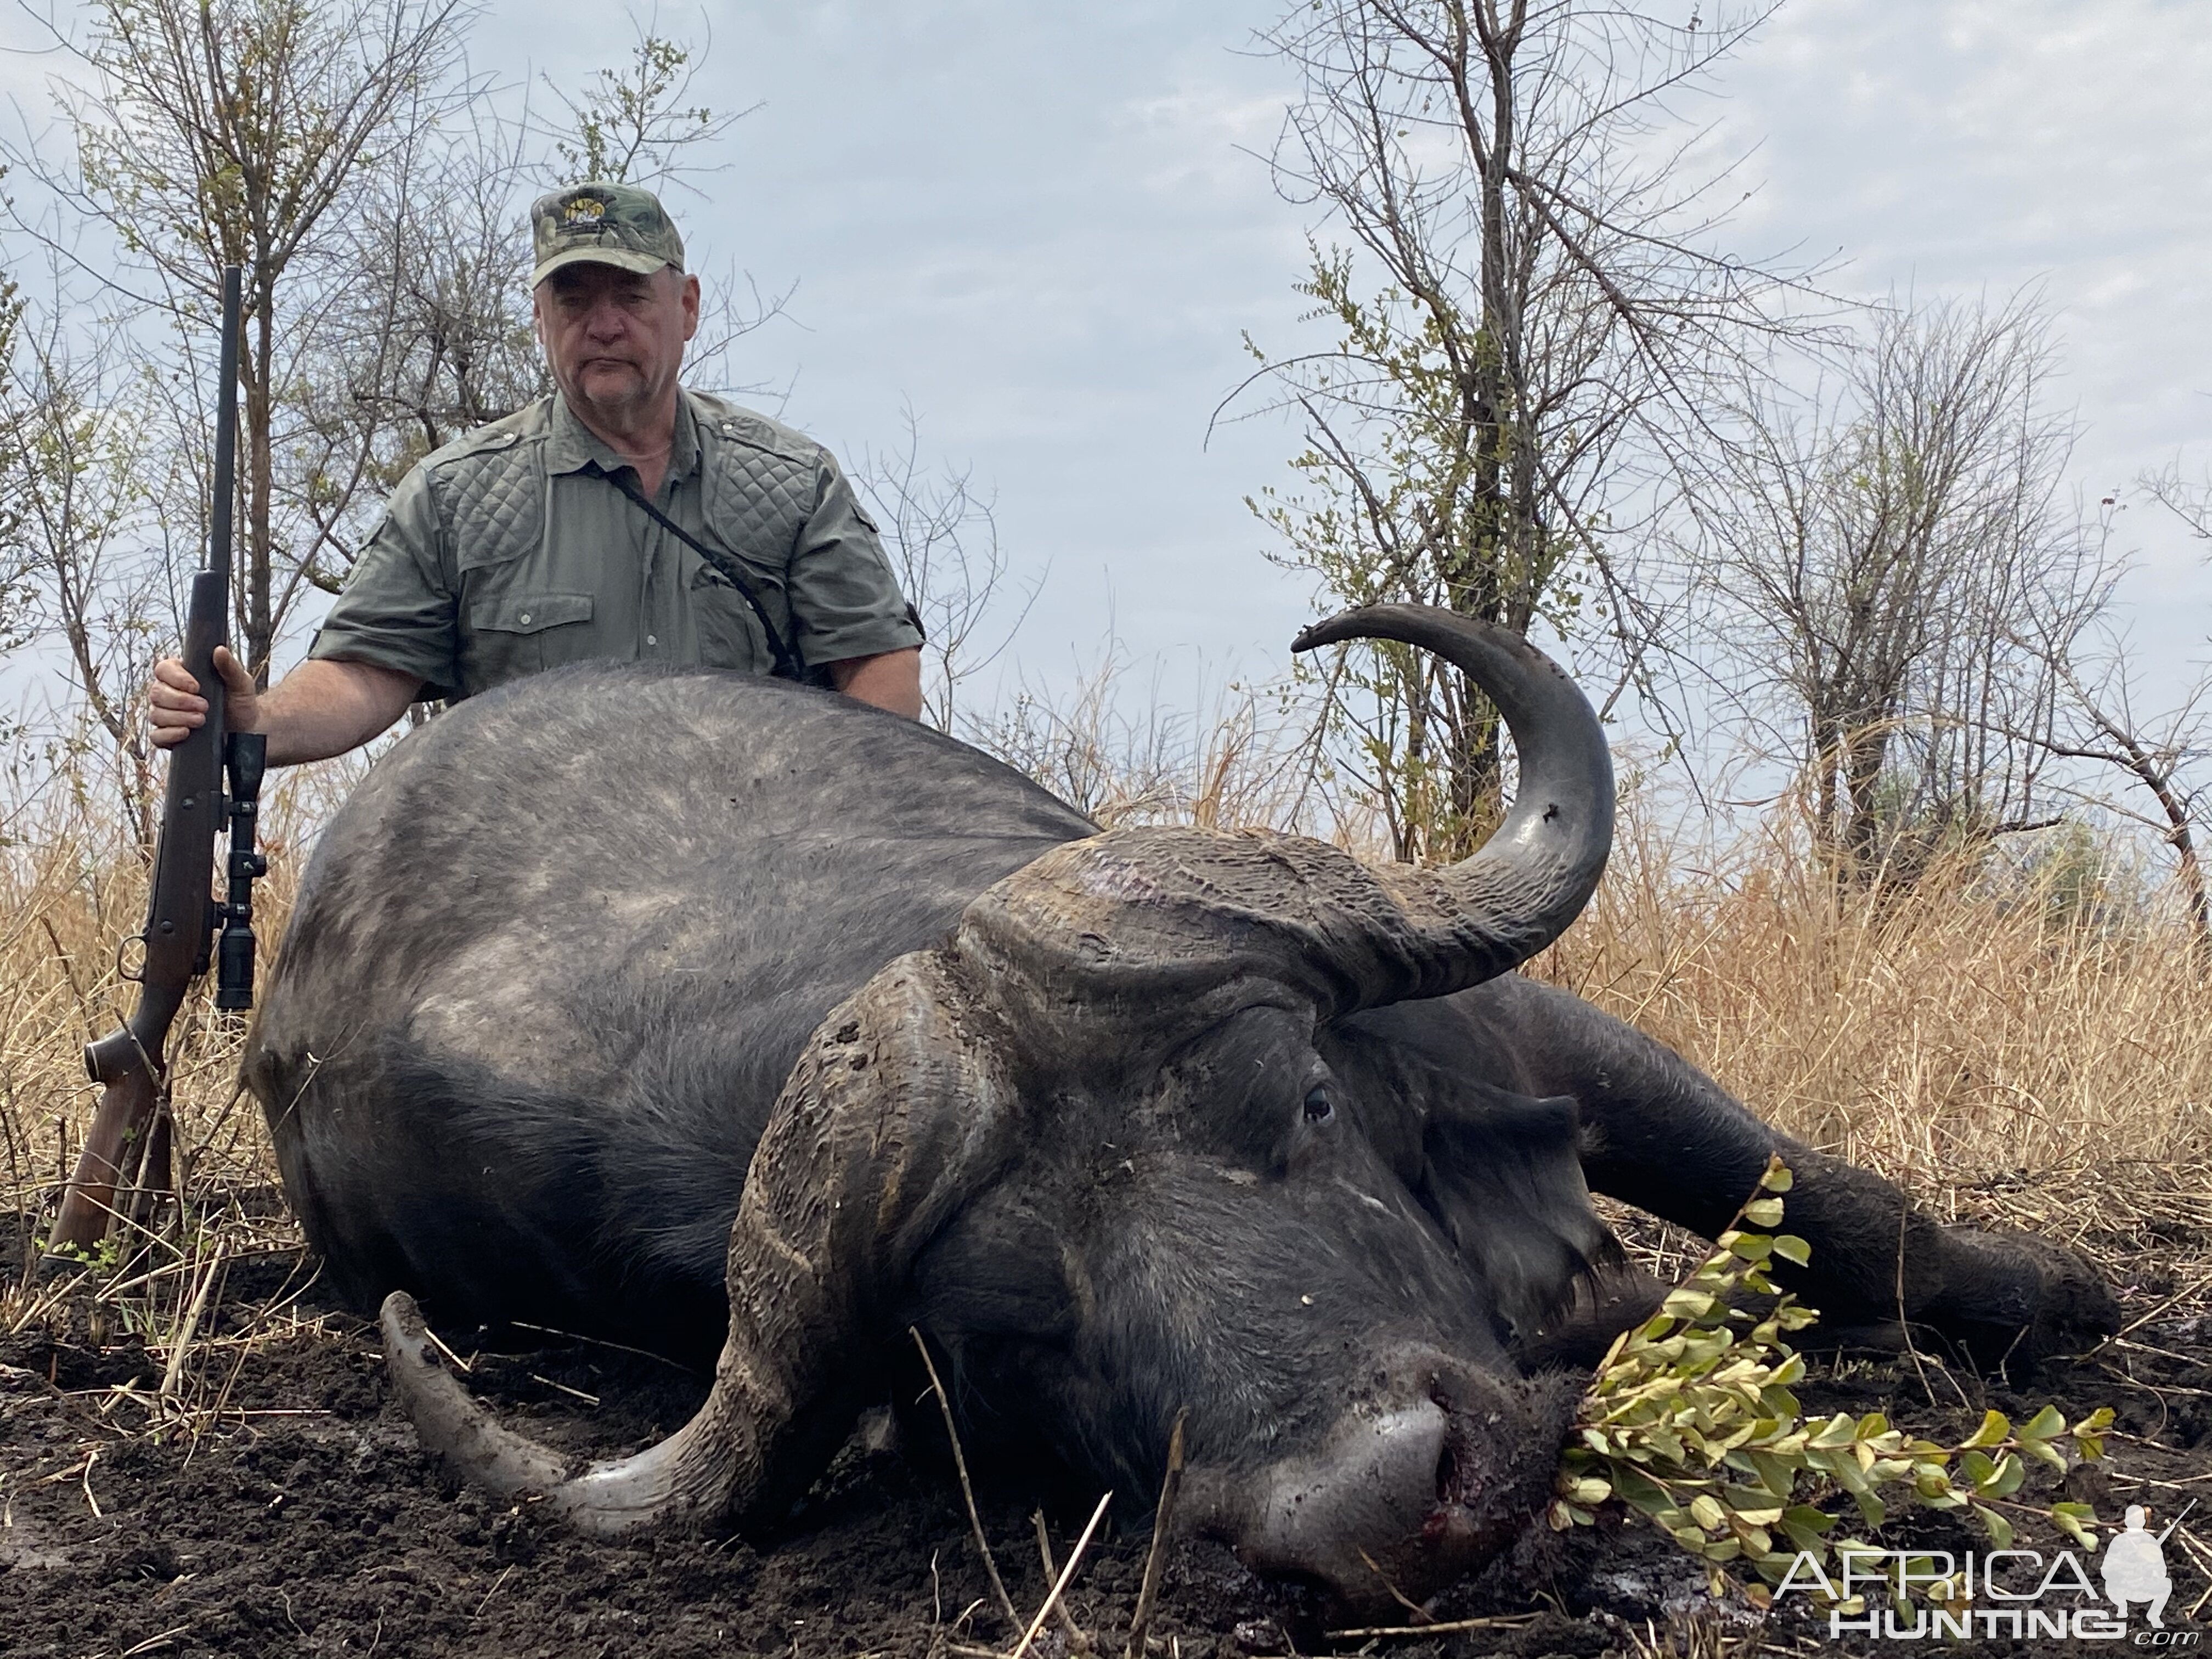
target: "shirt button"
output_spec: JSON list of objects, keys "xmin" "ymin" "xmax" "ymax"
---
[
  {"xmin": 646, "ymin": 634, "xmax": 658, "ymax": 646},
  {"xmin": 518, "ymin": 612, "xmax": 531, "ymax": 625}
]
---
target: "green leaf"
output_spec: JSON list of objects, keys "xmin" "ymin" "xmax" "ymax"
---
[
  {"xmin": 1807, "ymin": 1413, "xmax": 1860, "ymax": 1449},
  {"xmin": 2070, "ymin": 1406, "xmax": 2115, "ymax": 1437},
  {"xmin": 2052, "ymin": 1502, "xmax": 2098, "ymax": 1548},
  {"xmin": 1962, "ymin": 1409, "xmax": 2011, "ymax": 1449},
  {"xmin": 1972, "ymin": 1504, "xmax": 2015, "ymax": 1550},
  {"xmin": 1771, "ymin": 1234, "xmax": 1812, "ymax": 1267},
  {"xmin": 1742, "ymin": 1197, "xmax": 1785, "ymax": 1228},
  {"xmin": 2022, "ymin": 1436, "xmax": 2069, "ymax": 1471},
  {"xmin": 1660, "ymin": 1289, "xmax": 1715, "ymax": 1321},
  {"xmin": 1759, "ymin": 1159, "xmax": 1793, "ymax": 1193},
  {"xmin": 2020, "ymin": 1404, "xmax": 2066, "ymax": 1442}
]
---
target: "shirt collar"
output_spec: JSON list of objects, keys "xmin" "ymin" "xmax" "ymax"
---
[{"xmin": 544, "ymin": 390, "xmax": 701, "ymax": 487}]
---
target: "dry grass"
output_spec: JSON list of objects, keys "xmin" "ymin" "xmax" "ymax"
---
[
  {"xmin": 0, "ymin": 753, "xmax": 363, "ymax": 1426},
  {"xmin": 1545, "ymin": 803, "xmax": 2212, "ymax": 1183}
]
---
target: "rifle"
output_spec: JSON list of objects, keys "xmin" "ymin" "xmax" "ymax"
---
[{"xmin": 47, "ymin": 264, "xmax": 268, "ymax": 1257}]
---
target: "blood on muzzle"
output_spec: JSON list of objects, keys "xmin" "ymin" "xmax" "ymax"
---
[{"xmin": 1182, "ymin": 1355, "xmax": 1575, "ymax": 1612}]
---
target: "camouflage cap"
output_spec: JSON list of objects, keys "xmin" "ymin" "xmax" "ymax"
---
[{"xmin": 529, "ymin": 182, "xmax": 686, "ymax": 287}]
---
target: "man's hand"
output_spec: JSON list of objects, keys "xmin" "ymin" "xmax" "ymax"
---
[
  {"xmin": 150, "ymin": 645, "xmax": 258, "ymax": 748},
  {"xmin": 148, "ymin": 653, "xmax": 421, "ymax": 766}
]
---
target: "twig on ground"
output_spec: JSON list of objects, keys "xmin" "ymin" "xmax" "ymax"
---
[
  {"xmin": 2117, "ymin": 1268, "xmax": 2212, "ymax": 1337},
  {"xmin": 421, "ymin": 1322, "xmax": 473, "ymax": 1375},
  {"xmin": 472, "ymin": 1564, "xmax": 515, "ymax": 1618},
  {"xmin": 912, "ymin": 1325, "xmax": 1022, "ymax": 1635},
  {"xmin": 507, "ymin": 1318, "xmax": 695, "ymax": 1371},
  {"xmin": 1035, "ymin": 1510, "xmax": 1093, "ymax": 1652},
  {"xmin": 2170, "ymin": 1526, "xmax": 2212, "ymax": 1620},
  {"xmin": 526, "ymin": 1372, "xmax": 601, "ymax": 1406},
  {"xmin": 1125, "ymin": 1408, "xmax": 1187, "ymax": 1659},
  {"xmin": 1327, "ymin": 1613, "xmax": 1540, "ymax": 1639},
  {"xmin": 159, "ymin": 1245, "xmax": 225, "ymax": 1402},
  {"xmin": 117, "ymin": 1627, "xmax": 193, "ymax": 1657},
  {"xmin": 1357, "ymin": 1547, "xmax": 1431, "ymax": 1624},
  {"xmin": 1011, "ymin": 1489, "xmax": 1111, "ymax": 1659}
]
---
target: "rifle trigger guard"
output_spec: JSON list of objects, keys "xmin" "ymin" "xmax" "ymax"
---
[{"xmin": 116, "ymin": 932, "xmax": 147, "ymax": 984}]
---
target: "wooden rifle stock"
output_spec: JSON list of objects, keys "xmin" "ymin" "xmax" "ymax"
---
[{"xmin": 48, "ymin": 266, "xmax": 250, "ymax": 1256}]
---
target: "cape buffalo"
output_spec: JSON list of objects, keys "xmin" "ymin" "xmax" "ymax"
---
[{"xmin": 244, "ymin": 606, "xmax": 2114, "ymax": 1613}]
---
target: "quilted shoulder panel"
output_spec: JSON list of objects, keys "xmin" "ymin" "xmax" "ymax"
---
[
  {"xmin": 430, "ymin": 400, "xmax": 553, "ymax": 572},
  {"xmin": 698, "ymin": 409, "xmax": 821, "ymax": 567}
]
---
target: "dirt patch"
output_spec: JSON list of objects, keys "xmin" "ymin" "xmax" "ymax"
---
[{"xmin": 3, "ymin": 1211, "xmax": 2209, "ymax": 1659}]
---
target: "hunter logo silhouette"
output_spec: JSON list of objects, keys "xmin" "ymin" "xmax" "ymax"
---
[{"xmin": 2103, "ymin": 1503, "xmax": 2183, "ymax": 1628}]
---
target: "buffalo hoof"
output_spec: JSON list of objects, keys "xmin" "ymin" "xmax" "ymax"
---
[{"xmin": 1924, "ymin": 1228, "xmax": 2120, "ymax": 1370}]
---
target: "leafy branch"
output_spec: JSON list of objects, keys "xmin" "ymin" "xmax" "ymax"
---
[{"xmin": 1554, "ymin": 1156, "xmax": 2114, "ymax": 1601}]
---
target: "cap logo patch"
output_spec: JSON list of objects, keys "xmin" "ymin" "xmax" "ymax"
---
[{"xmin": 564, "ymin": 197, "xmax": 606, "ymax": 226}]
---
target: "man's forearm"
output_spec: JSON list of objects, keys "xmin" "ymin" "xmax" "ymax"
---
[
  {"xmin": 257, "ymin": 658, "xmax": 423, "ymax": 764},
  {"xmin": 828, "ymin": 647, "xmax": 924, "ymax": 719}
]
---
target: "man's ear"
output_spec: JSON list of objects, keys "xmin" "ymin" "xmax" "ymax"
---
[{"xmin": 680, "ymin": 272, "xmax": 701, "ymax": 342}]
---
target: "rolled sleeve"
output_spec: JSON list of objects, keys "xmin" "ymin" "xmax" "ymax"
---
[
  {"xmin": 786, "ymin": 454, "xmax": 924, "ymax": 668},
  {"xmin": 308, "ymin": 467, "xmax": 462, "ymax": 699}
]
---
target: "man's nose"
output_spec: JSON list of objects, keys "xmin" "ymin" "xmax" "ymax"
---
[{"xmin": 582, "ymin": 301, "xmax": 628, "ymax": 339}]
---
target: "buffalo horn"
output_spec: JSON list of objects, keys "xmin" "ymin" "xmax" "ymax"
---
[
  {"xmin": 1287, "ymin": 604, "xmax": 1615, "ymax": 1006},
  {"xmin": 953, "ymin": 605, "xmax": 1613, "ymax": 1025},
  {"xmin": 380, "ymin": 951, "xmax": 1013, "ymax": 1534}
]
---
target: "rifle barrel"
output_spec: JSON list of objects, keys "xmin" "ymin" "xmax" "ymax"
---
[{"xmin": 210, "ymin": 265, "xmax": 240, "ymax": 590}]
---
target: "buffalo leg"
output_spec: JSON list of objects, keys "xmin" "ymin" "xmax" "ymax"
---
[{"xmin": 1451, "ymin": 976, "xmax": 2117, "ymax": 1364}]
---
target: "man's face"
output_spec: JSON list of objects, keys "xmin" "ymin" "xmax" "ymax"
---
[{"xmin": 533, "ymin": 262, "xmax": 701, "ymax": 425}]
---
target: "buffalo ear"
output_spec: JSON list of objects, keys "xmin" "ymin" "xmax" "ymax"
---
[
  {"xmin": 383, "ymin": 948, "xmax": 1016, "ymax": 1534},
  {"xmin": 1417, "ymin": 1082, "xmax": 1618, "ymax": 1349}
]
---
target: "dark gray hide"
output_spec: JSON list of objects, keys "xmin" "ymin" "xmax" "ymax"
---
[{"xmin": 247, "ymin": 629, "xmax": 2115, "ymax": 1615}]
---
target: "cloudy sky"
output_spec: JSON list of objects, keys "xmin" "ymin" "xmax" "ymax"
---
[
  {"xmin": 498, "ymin": 0, "xmax": 2211, "ymax": 718},
  {"xmin": 6, "ymin": 0, "xmax": 2208, "ymax": 758}
]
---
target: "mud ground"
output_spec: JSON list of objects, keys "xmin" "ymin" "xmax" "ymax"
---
[{"xmin": 3, "ymin": 1206, "xmax": 2208, "ymax": 1659}]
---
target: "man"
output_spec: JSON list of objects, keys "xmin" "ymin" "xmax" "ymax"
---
[{"xmin": 151, "ymin": 182, "xmax": 924, "ymax": 761}]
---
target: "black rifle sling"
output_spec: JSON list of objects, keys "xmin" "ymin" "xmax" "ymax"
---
[{"xmin": 585, "ymin": 461, "xmax": 804, "ymax": 681}]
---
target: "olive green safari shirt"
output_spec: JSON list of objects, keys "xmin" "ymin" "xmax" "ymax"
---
[{"xmin": 309, "ymin": 390, "xmax": 921, "ymax": 702}]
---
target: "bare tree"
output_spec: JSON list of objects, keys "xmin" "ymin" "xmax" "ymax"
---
[
  {"xmin": 542, "ymin": 26, "xmax": 752, "ymax": 190},
  {"xmin": 6, "ymin": 0, "xmax": 478, "ymax": 677},
  {"xmin": 856, "ymin": 410, "xmax": 1040, "ymax": 733},
  {"xmin": 283, "ymin": 101, "xmax": 551, "ymax": 598},
  {"xmin": 0, "ymin": 275, "xmax": 32, "ymax": 654},
  {"xmin": 2011, "ymin": 625, "xmax": 2212, "ymax": 960},
  {"xmin": 0, "ymin": 285, "xmax": 178, "ymax": 842},
  {"xmin": 1240, "ymin": 0, "xmax": 1827, "ymax": 860},
  {"xmin": 2143, "ymin": 459, "xmax": 2212, "ymax": 546},
  {"xmin": 1692, "ymin": 294, "xmax": 2108, "ymax": 879}
]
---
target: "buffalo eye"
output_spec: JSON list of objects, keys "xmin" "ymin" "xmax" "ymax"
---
[{"xmin": 1302, "ymin": 1084, "xmax": 1335, "ymax": 1124}]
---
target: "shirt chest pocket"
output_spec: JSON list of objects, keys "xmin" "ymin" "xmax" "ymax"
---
[
  {"xmin": 465, "ymin": 591, "xmax": 597, "ymax": 688},
  {"xmin": 690, "ymin": 563, "xmax": 782, "ymax": 676}
]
